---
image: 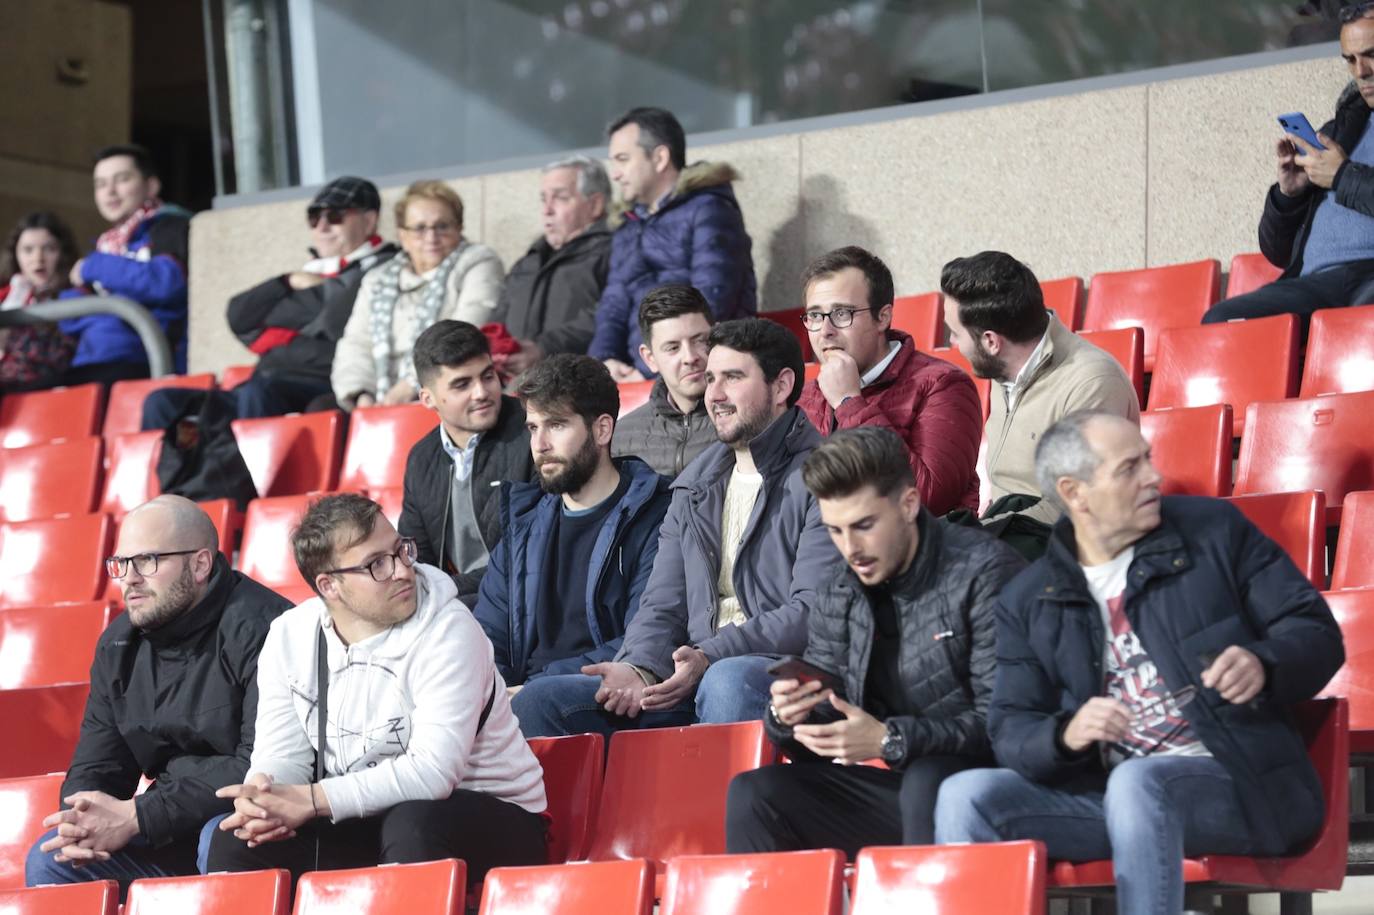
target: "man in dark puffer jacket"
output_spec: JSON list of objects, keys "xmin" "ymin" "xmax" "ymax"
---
[{"xmin": 726, "ymin": 428, "xmax": 1024, "ymax": 854}]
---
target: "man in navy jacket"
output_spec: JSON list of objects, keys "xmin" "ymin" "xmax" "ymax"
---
[{"xmin": 935, "ymin": 411, "xmax": 1344, "ymax": 915}]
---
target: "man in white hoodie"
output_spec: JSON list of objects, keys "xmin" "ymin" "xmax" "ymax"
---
[{"xmin": 205, "ymin": 493, "xmax": 547, "ymax": 883}]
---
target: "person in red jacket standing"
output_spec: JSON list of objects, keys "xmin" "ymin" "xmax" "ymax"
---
[{"xmin": 796, "ymin": 247, "xmax": 983, "ymax": 516}]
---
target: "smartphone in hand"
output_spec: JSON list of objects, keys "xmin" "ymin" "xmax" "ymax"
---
[
  {"xmin": 1277, "ymin": 112, "xmax": 1326, "ymax": 151},
  {"xmin": 767, "ymin": 656, "xmax": 846, "ymax": 699}
]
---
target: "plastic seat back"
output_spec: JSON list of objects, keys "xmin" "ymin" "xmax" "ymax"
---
[
  {"xmin": 1320, "ymin": 591, "xmax": 1374, "ymax": 754},
  {"xmin": 373, "ymin": 487, "xmax": 405, "ymax": 529},
  {"xmin": 0, "ymin": 881, "xmax": 117, "ymax": 915},
  {"xmin": 98, "ymin": 432, "xmax": 162, "ymax": 518},
  {"xmin": 0, "ymin": 438, "xmax": 102, "ymax": 521},
  {"xmin": 293, "ymin": 859, "xmax": 465, "ymax": 915},
  {"xmin": 1040, "ymin": 276, "xmax": 1084, "ymax": 330},
  {"xmin": 0, "ymin": 386, "xmax": 103, "ymax": 450},
  {"xmin": 1226, "ymin": 252, "xmax": 1283, "ymax": 298},
  {"xmin": 1333, "ymin": 491, "xmax": 1374, "ymax": 590},
  {"xmin": 478, "ymin": 859, "xmax": 653, "ymax": 915},
  {"xmin": 197, "ymin": 499, "xmax": 244, "ymax": 557},
  {"xmin": 528, "ymin": 733, "xmax": 604, "ymax": 863},
  {"xmin": 232, "ymin": 411, "xmax": 343, "ymax": 497},
  {"xmin": 1082, "ymin": 259, "xmax": 1220, "ymax": 372},
  {"xmin": 851, "ymin": 841, "xmax": 1047, "ymax": 915},
  {"xmin": 617, "ymin": 381, "xmax": 654, "ymax": 419},
  {"xmin": 1139, "ymin": 406, "xmax": 1232, "ymax": 498},
  {"xmin": 1077, "ymin": 327, "xmax": 1145, "ymax": 405},
  {"xmin": 103, "ymin": 374, "xmax": 215, "ymax": 440},
  {"xmin": 0, "ymin": 602, "xmax": 111, "ymax": 690},
  {"xmin": 338, "ymin": 405, "xmax": 439, "ymax": 493},
  {"xmin": 926, "ymin": 348, "xmax": 991, "ymax": 420},
  {"xmin": 660, "ymin": 849, "xmax": 845, "ymax": 915},
  {"xmin": 0, "ymin": 514, "xmax": 110, "ymax": 608},
  {"xmin": 1300, "ymin": 303, "xmax": 1374, "ymax": 397},
  {"xmin": 1225, "ymin": 491, "xmax": 1325, "ymax": 589},
  {"xmin": 126, "ymin": 869, "xmax": 291, "ymax": 915},
  {"xmin": 239, "ymin": 496, "xmax": 314, "ymax": 599},
  {"xmin": 0, "ymin": 684, "xmax": 89, "ymax": 779},
  {"xmin": 1234, "ymin": 390, "xmax": 1374, "ymax": 526},
  {"xmin": 762, "ymin": 307, "xmax": 814, "ymax": 362},
  {"xmin": 1149, "ymin": 314, "xmax": 1299, "ymax": 436},
  {"xmin": 586, "ymin": 721, "xmax": 772, "ymax": 867},
  {"xmin": 218, "ymin": 365, "xmax": 255, "ymax": 391},
  {"xmin": 891, "ymin": 292, "xmax": 943, "ymax": 351},
  {"xmin": 0, "ymin": 774, "xmax": 63, "ymax": 888}
]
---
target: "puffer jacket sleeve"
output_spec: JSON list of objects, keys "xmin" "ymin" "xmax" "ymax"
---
[
  {"xmin": 614, "ymin": 487, "xmax": 691, "ymax": 678},
  {"xmin": 331, "ymin": 271, "xmax": 381, "ymax": 406},
  {"xmin": 444, "ymin": 244, "xmax": 505, "ymax": 327},
  {"xmin": 588, "ymin": 230, "xmax": 636, "ymax": 365},
  {"xmin": 686, "ymin": 193, "xmax": 754, "ymax": 321}
]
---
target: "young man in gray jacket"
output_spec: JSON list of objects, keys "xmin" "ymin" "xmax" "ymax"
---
[{"xmin": 516, "ymin": 318, "xmax": 841, "ymax": 737}]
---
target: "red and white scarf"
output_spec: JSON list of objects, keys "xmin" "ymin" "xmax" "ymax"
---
[
  {"xmin": 300, "ymin": 234, "xmax": 387, "ymax": 278},
  {"xmin": 95, "ymin": 198, "xmax": 162, "ymax": 255}
]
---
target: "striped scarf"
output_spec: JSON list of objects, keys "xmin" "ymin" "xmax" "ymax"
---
[{"xmin": 367, "ymin": 243, "xmax": 466, "ymax": 399}]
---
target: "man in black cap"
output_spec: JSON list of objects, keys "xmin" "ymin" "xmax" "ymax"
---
[{"xmin": 142, "ymin": 177, "xmax": 399, "ymax": 426}]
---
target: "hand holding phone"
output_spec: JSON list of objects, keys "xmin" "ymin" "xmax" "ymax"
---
[{"xmin": 1277, "ymin": 112, "xmax": 1326, "ymax": 152}]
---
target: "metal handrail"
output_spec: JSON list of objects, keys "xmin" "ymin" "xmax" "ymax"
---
[{"xmin": 0, "ymin": 295, "xmax": 176, "ymax": 377}]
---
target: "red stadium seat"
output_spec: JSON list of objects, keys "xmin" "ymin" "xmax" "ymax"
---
[
  {"xmin": 1082, "ymin": 259, "xmax": 1221, "ymax": 372},
  {"xmin": 0, "ymin": 774, "xmax": 63, "ymax": 888},
  {"xmin": 660, "ymin": 850, "xmax": 844, "ymax": 915},
  {"xmin": 1225, "ymin": 491, "xmax": 1326, "ymax": 590},
  {"xmin": 1331, "ymin": 491, "xmax": 1374, "ymax": 591},
  {"xmin": 218, "ymin": 365, "xmax": 255, "ymax": 391},
  {"xmin": 528, "ymin": 734, "xmax": 604, "ymax": 863},
  {"xmin": 0, "ymin": 683, "xmax": 89, "ymax": 779},
  {"xmin": 0, "ymin": 514, "xmax": 110, "ymax": 608},
  {"xmin": 1226, "ymin": 252, "xmax": 1283, "ymax": 299},
  {"xmin": 373, "ymin": 487, "xmax": 404, "ymax": 529},
  {"xmin": 1148, "ymin": 315, "xmax": 1299, "ymax": 437},
  {"xmin": 126, "ymin": 869, "xmax": 291, "ymax": 915},
  {"xmin": 239, "ymin": 495, "xmax": 314, "ymax": 602},
  {"xmin": 763, "ymin": 307, "xmax": 814, "ymax": 362},
  {"xmin": 337, "ymin": 404, "xmax": 439, "ymax": 493},
  {"xmin": 103, "ymin": 374, "xmax": 215, "ymax": 440},
  {"xmin": 927, "ymin": 348, "xmax": 991, "ymax": 420},
  {"xmin": 479, "ymin": 859, "xmax": 653, "ymax": 915},
  {"xmin": 1140, "ymin": 406, "xmax": 1232, "ymax": 498},
  {"xmin": 232, "ymin": 411, "xmax": 343, "ymax": 497},
  {"xmin": 1320, "ymin": 589, "xmax": 1374, "ymax": 754},
  {"xmin": 0, "ymin": 602, "xmax": 111, "ymax": 690},
  {"xmin": 0, "ymin": 881, "xmax": 117, "ymax": 915},
  {"xmin": 1234, "ymin": 391, "xmax": 1374, "ymax": 526},
  {"xmin": 197, "ymin": 498, "xmax": 244, "ymax": 557},
  {"xmin": 890, "ymin": 292, "xmax": 943, "ymax": 351},
  {"xmin": 617, "ymin": 381, "xmax": 654, "ymax": 419},
  {"xmin": 803, "ymin": 362, "xmax": 821, "ymax": 382},
  {"xmin": 1077, "ymin": 327, "xmax": 1145, "ymax": 406},
  {"xmin": 0, "ymin": 385, "xmax": 103, "ymax": 449},
  {"xmin": 1049, "ymin": 700, "xmax": 1348, "ymax": 906},
  {"xmin": 99, "ymin": 432, "xmax": 161, "ymax": 518},
  {"xmin": 1300, "ymin": 303, "xmax": 1374, "ymax": 398},
  {"xmin": 1040, "ymin": 276, "xmax": 1084, "ymax": 331},
  {"xmin": 293, "ymin": 859, "xmax": 465, "ymax": 915},
  {"xmin": 0, "ymin": 437, "xmax": 102, "ymax": 521},
  {"xmin": 851, "ymin": 841, "xmax": 1046, "ymax": 915}
]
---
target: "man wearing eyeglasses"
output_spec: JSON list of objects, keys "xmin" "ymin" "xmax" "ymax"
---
[
  {"xmin": 1205, "ymin": 3, "xmax": 1374, "ymax": 326},
  {"xmin": 796, "ymin": 246, "xmax": 983, "ymax": 517},
  {"xmin": 141, "ymin": 176, "xmax": 398, "ymax": 429},
  {"xmin": 25, "ymin": 495, "xmax": 291, "ymax": 898},
  {"xmin": 207, "ymin": 493, "xmax": 547, "ymax": 885}
]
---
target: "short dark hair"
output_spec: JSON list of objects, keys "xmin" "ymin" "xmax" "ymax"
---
[
  {"xmin": 93, "ymin": 143, "xmax": 158, "ymax": 179},
  {"xmin": 638, "ymin": 284, "xmax": 714, "ymax": 347},
  {"xmin": 802, "ymin": 427, "xmax": 916, "ymax": 500},
  {"xmin": 516, "ymin": 353, "xmax": 619, "ymax": 430},
  {"xmin": 801, "ymin": 246, "xmax": 894, "ymax": 317},
  {"xmin": 412, "ymin": 320, "xmax": 492, "ymax": 388},
  {"xmin": 940, "ymin": 251, "xmax": 1048, "ymax": 344},
  {"xmin": 293, "ymin": 493, "xmax": 382, "ymax": 595},
  {"xmin": 608, "ymin": 107, "xmax": 686, "ymax": 171},
  {"xmin": 707, "ymin": 318, "xmax": 805, "ymax": 408},
  {"xmin": 0, "ymin": 211, "xmax": 81, "ymax": 287}
]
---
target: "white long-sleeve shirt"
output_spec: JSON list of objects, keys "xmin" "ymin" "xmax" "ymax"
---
[{"xmin": 248, "ymin": 563, "xmax": 545, "ymax": 821}]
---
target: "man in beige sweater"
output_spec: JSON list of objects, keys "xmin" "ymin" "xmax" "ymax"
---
[{"xmin": 941, "ymin": 251, "xmax": 1139, "ymax": 531}]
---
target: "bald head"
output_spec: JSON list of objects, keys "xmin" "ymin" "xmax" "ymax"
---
[
  {"xmin": 123, "ymin": 495, "xmax": 218, "ymax": 553},
  {"xmin": 114, "ymin": 496, "xmax": 219, "ymax": 630}
]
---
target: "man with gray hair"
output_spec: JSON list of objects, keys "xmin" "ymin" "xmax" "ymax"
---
[
  {"xmin": 491, "ymin": 155, "xmax": 613, "ymax": 375},
  {"xmin": 934, "ymin": 410, "xmax": 1345, "ymax": 915}
]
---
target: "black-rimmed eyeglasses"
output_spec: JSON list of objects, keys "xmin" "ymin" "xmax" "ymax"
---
[
  {"xmin": 801, "ymin": 306, "xmax": 867, "ymax": 330},
  {"xmin": 323, "ymin": 538, "xmax": 418, "ymax": 582},
  {"xmin": 105, "ymin": 549, "xmax": 202, "ymax": 580}
]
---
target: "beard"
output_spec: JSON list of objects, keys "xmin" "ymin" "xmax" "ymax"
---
[
  {"xmin": 714, "ymin": 400, "xmax": 775, "ymax": 446},
  {"xmin": 126, "ymin": 560, "xmax": 198, "ymax": 631},
  {"xmin": 967, "ymin": 337, "xmax": 1007, "ymax": 381},
  {"xmin": 537, "ymin": 433, "xmax": 601, "ymax": 495}
]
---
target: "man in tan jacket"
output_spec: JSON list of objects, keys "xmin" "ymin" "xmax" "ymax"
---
[{"xmin": 941, "ymin": 251, "xmax": 1139, "ymax": 530}]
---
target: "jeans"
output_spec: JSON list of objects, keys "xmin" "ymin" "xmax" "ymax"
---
[
  {"xmin": 1202, "ymin": 258, "xmax": 1374, "ymax": 327},
  {"xmin": 26, "ymin": 829, "xmax": 197, "ymax": 899},
  {"xmin": 511, "ymin": 655, "xmax": 777, "ymax": 739},
  {"xmin": 140, "ymin": 375, "xmax": 332, "ymax": 430},
  {"xmin": 934, "ymin": 756, "xmax": 1258, "ymax": 915}
]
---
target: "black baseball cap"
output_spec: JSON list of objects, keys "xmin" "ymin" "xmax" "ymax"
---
[{"xmin": 308, "ymin": 176, "xmax": 382, "ymax": 213}]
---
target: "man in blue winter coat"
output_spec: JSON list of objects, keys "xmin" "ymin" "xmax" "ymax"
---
[
  {"xmin": 472, "ymin": 354, "xmax": 672, "ymax": 736},
  {"xmin": 61, "ymin": 144, "xmax": 191, "ymax": 384},
  {"xmin": 590, "ymin": 107, "xmax": 757, "ymax": 381}
]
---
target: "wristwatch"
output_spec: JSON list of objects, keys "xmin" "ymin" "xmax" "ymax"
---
[{"xmin": 879, "ymin": 721, "xmax": 906, "ymax": 764}]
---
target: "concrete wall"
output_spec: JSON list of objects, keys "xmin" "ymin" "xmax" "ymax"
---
[{"xmin": 187, "ymin": 50, "xmax": 1349, "ymax": 375}]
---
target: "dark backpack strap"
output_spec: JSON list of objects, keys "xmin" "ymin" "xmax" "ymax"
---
[
  {"xmin": 314, "ymin": 626, "xmax": 329, "ymax": 783},
  {"xmin": 475, "ymin": 675, "xmax": 498, "ymax": 737}
]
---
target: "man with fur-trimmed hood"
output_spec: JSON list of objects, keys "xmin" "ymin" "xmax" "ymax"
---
[{"xmin": 590, "ymin": 106, "xmax": 757, "ymax": 381}]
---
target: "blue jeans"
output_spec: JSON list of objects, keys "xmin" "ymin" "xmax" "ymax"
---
[
  {"xmin": 26, "ymin": 828, "xmax": 197, "ymax": 898},
  {"xmin": 140, "ymin": 375, "xmax": 332, "ymax": 430},
  {"xmin": 511, "ymin": 655, "xmax": 777, "ymax": 739},
  {"xmin": 934, "ymin": 756, "xmax": 1258, "ymax": 915}
]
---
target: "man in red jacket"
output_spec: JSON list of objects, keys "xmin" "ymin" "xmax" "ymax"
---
[{"xmin": 797, "ymin": 246, "xmax": 983, "ymax": 516}]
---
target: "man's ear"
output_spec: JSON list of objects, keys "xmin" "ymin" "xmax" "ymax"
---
[
  {"xmin": 875, "ymin": 303, "xmax": 894, "ymax": 333},
  {"xmin": 981, "ymin": 329, "xmax": 1003, "ymax": 356},
  {"xmin": 417, "ymin": 385, "xmax": 436, "ymax": 411},
  {"xmin": 1057, "ymin": 476, "xmax": 1083, "ymax": 512},
  {"xmin": 588, "ymin": 192, "xmax": 607, "ymax": 221},
  {"xmin": 651, "ymin": 145, "xmax": 672, "ymax": 174},
  {"xmin": 316, "ymin": 572, "xmax": 340, "ymax": 602},
  {"xmin": 639, "ymin": 342, "xmax": 659, "ymax": 375},
  {"xmin": 773, "ymin": 367, "xmax": 797, "ymax": 408},
  {"xmin": 899, "ymin": 484, "xmax": 921, "ymax": 521},
  {"xmin": 593, "ymin": 413, "xmax": 615, "ymax": 448}
]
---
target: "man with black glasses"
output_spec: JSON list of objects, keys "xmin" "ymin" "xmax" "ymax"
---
[
  {"xmin": 26, "ymin": 495, "xmax": 290, "ymax": 898},
  {"xmin": 206, "ymin": 493, "xmax": 547, "ymax": 885}
]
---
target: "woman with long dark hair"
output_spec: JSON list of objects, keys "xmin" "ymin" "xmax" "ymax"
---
[{"xmin": 0, "ymin": 211, "xmax": 81, "ymax": 391}]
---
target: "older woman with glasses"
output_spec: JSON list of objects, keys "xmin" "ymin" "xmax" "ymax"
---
[{"xmin": 331, "ymin": 180, "xmax": 503, "ymax": 410}]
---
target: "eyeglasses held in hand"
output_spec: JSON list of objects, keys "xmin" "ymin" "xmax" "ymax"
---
[
  {"xmin": 323, "ymin": 538, "xmax": 418, "ymax": 582},
  {"xmin": 307, "ymin": 207, "xmax": 351, "ymax": 228},
  {"xmin": 105, "ymin": 549, "xmax": 202, "ymax": 579}
]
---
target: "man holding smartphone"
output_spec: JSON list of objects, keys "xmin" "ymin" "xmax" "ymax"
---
[
  {"xmin": 724, "ymin": 427, "xmax": 1024, "ymax": 854},
  {"xmin": 1205, "ymin": 2, "xmax": 1374, "ymax": 325}
]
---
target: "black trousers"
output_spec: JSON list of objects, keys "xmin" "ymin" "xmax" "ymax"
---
[
  {"xmin": 725, "ymin": 755, "xmax": 979, "ymax": 858},
  {"xmin": 1202, "ymin": 258, "xmax": 1374, "ymax": 326},
  {"xmin": 205, "ymin": 789, "xmax": 548, "ymax": 886}
]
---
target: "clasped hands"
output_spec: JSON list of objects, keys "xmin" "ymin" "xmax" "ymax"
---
[
  {"xmin": 215, "ymin": 773, "xmax": 325, "ymax": 848},
  {"xmin": 582, "ymin": 645, "xmax": 710, "ymax": 717},
  {"xmin": 770, "ymin": 677, "xmax": 887, "ymax": 765}
]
